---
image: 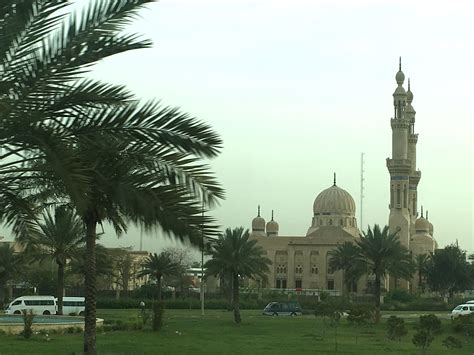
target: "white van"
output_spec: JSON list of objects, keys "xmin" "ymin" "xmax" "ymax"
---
[
  {"xmin": 451, "ymin": 301, "xmax": 474, "ymax": 319},
  {"xmin": 5, "ymin": 295, "xmax": 56, "ymax": 315},
  {"xmin": 61, "ymin": 297, "xmax": 85, "ymax": 316}
]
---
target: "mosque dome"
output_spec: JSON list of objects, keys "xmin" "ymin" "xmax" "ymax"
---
[
  {"xmin": 266, "ymin": 210, "xmax": 279, "ymax": 236},
  {"xmin": 252, "ymin": 216, "xmax": 265, "ymax": 232},
  {"xmin": 406, "ymin": 89, "xmax": 413, "ymax": 103},
  {"xmin": 415, "ymin": 216, "xmax": 429, "ymax": 233},
  {"xmin": 251, "ymin": 206, "xmax": 266, "ymax": 233},
  {"xmin": 395, "ymin": 57, "xmax": 405, "ymax": 85},
  {"xmin": 266, "ymin": 220, "xmax": 279, "ymax": 234},
  {"xmin": 313, "ymin": 184, "xmax": 356, "ymax": 216}
]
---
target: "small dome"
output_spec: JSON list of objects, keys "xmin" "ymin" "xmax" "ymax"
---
[
  {"xmin": 313, "ymin": 184, "xmax": 356, "ymax": 216},
  {"xmin": 395, "ymin": 57, "xmax": 405, "ymax": 85},
  {"xmin": 252, "ymin": 216, "xmax": 265, "ymax": 232},
  {"xmin": 266, "ymin": 220, "xmax": 279, "ymax": 234},
  {"xmin": 396, "ymin": 70, "xmax": 405, "ymax": 85},
  {"xmin": 393, "ymin": 85, "xmax": 406, "ymax": 96},
  {"xmin": 415, "ymin": 217, "xmax": 429, "ymax": 233},
  {"xmin": 406, "ymin": 89, "xmax": 413, "ymax": 103}
]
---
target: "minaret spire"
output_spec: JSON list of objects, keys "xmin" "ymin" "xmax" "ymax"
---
[
  {"xmin": 421, "ymin": 205, "xmax": 424, "ymax": 218},
  {"xmin": 399, "ymin": 56, "xmax": 402, "ymax": 70},
  {"xmin": 271, "ymin": 210, "xmax": 274, "ymax": 221},
  {"xmin": 333, "ymin": 172, "xmax": 336, "ymax": 186},
  {"xmin": 426, "ymin": 210, "xmax": 429, "ymax": 220},
  {"xmin": 257, "ymin": 205, "xmax": 260, "ymax": 217}
]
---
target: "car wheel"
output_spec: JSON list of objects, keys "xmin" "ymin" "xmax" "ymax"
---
[
  {"xmin": 14, "ymin": 310, "xmax": 21, "ymax": 315},
  {"xmin": 272, "ymin": 312, "xmax": 278, "ymax": 317},
  {"xmin": 43, "ymin": 310, "xmax": 51, "ymax": 315},
  {"xmin": 291, "ymin": 312, "xmax": 297, "ymax": 316}
]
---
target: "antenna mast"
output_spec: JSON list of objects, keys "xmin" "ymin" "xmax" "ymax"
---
[{"xmin": 360, "ymin": 153, "xmax": 365, "ymax": 231}]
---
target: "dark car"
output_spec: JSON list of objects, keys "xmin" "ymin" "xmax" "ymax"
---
[{"xmin": 263, "ymin": 302, "xmax": 302, "ymax": 316}]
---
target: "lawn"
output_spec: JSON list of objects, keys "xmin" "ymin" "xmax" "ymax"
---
[{"xmin": 0, "ymin": 309, "xmax": 473, "ymax": 354}]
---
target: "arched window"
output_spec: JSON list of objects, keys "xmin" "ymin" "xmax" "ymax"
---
[{"xmin": 329, "ymin": 219, "xmax": 333, "ymax": 226}]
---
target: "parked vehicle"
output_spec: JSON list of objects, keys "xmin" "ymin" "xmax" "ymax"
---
[
  {"xmin": 61, "ymin": 297, "xmax": 85, "ymax": 316},
  {"xmin": 451, "ymin": 302, "xmax": 474, "ymax": 319},
  {"xmin": 263, "ymin": 302, "xmax": 302, "ymax": 316},
  {"xmin": 5, "ymin": 295, "xmax": 56, "ymax": 315}
]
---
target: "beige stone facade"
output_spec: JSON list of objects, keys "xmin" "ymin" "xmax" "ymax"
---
[{"xmin": 249, "ymin": 60, "xmax": 438, "ymax": 295}]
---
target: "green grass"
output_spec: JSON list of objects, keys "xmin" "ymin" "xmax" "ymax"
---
[{"xmin": 0, "ymin": 309, "xmax": 473, "ymax": 354}]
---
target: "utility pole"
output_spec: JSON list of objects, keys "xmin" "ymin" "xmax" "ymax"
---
[{"xmin": 360, "ymin": 153, "xmax": 365, "ymax": 231}]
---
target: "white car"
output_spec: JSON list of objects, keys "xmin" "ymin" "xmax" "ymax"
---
[{"xmin": 451, "ymin": 302, "xmax": 474, "ymax": 319}]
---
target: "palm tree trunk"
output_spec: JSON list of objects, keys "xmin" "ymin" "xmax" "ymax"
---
[
  {"xmin": 157, "ymin": 277, "xmax": 162, "ymax": 301},
  {"xmin": 418, "ymin": 271, "xmax": 422, "ymax": 292},
  {"xmin": 232, "ymin": 272, "xmax": 241, "ymax": 324},
  {"xmin": 57, "ymin": 262, "xmax": 65, "ymax": 315},
  {"xmin": 84, "ymin": 217, "xmax": 97, "ymax": 354},
  {"xmin": 374, "ymin": 273, "xmax": 381, "ymax": 323}
]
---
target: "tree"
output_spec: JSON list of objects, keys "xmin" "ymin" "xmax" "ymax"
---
[
  {"xmin": 426, "ymin": 244, "xmax": 472, "ymax": 298},
  {"xmin": 162, "ymin": 246, "xmax": 194, "ymax": 296},
  {"xmin": 414, "ymin": 254, "xmax": 430, "ymax": 293},
  {"xmin": 0, "ymin": 1, "xmax": 223, "ymax": 352},
  {"xmin": 357, "ymin": 224, "xmax": 414, "ymax": 323},
  {"xmin": 109, "ymin": 247, "xmax": 135, "ymax": 299},
  {"xmin": 0, "ymin": 243, "xmax": 24, "ymax": 305},
  {"xmin": 328, "ymin": 242, "xmax": 366, "ymax": 296},
  {"xmin": 68, "ymin": 244, "xmax": 115, "ymax": 288},
  {"xmin": 204, "ymin": 227, "xmax": 272, "ymax": 324},
  {"xmin": 19, "ymin": 206, "xmax": 85, "ymax": 315},
  {"xmin": 137, "ymin": 252, "xmax": 180, "ymax": 300}
]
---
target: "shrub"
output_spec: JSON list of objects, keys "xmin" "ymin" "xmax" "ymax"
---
[
  {"xmin": 347, "ymin": 304, "xmax": 375, "ymax": 325},
  {"xmin": 418, "ymin": 314, "xmax": 442, "ymax": 335},
  {"xmin": 20, "ymin": 310, "xmax": 34, "ymax": 339},
  {"xmin": 385, "ymin": 289, "xmax": 414, "ymax": 303},
  {"xmin": 452, "ymin": 314, "xmax": 474, "ymax": 337},
  {"xmin": 386, "ymin": 316, "xmax": 407, "ymax": 341},
  {"xmin": 412, "ymin": 329, "xmax": 434, "ymax": 353},
  {"xmin": 152, "ymin": 301, "xmax": 165, "ymax": 331},
  {"xmin": 442, "ymin": 336, "xmax": 463, "ymax": 349}
]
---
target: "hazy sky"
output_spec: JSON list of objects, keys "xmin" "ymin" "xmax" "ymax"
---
[{"xmin": 1, "ymin": 0, "xmax": 473, "ymax": 254}]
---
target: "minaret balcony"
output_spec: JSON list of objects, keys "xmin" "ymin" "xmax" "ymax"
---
[
  {"xmin": 408, "ymin": 134, "xmax": 418, "ymax": 144},
  {"xmin": 386, "ymin": 158, "xmax": 411, "ymax": 175},
  {"xmin": 390, "ymin": 118, "xmax": 410, "ymax": 129}
]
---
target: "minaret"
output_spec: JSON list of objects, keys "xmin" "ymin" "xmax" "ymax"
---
[
  {"xmin": 405, "ymin": 79, "xmax": 421, "ymax": 235},
  {"xmin": 387, "ymin": 58, "xmax": 411, "ymax": 247}
]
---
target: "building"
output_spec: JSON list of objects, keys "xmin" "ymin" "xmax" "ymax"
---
[{"xmin": 249, "ymin": 60, "xmax": 438, "ymax": 294}]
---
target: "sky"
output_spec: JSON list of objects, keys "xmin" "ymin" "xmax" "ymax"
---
[{"xmin": 1, "ymin": 0, "xmax": 473, "ymax": 255}]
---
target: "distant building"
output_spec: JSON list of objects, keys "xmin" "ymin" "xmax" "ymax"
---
[{"xmin": 249, "ymin": 60, "xmax": 437, "ymax": 295}]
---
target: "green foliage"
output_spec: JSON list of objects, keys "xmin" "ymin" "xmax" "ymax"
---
[
  {"xmin": 452, "ymin": 314, "xmax": 474, "ymax": 337},
  {"xmin": 385, "ymin": 289, "xmax": 414, "ymax": 303},
  {"xmin": 442, "ymin": 336, "xmax": 463, "ymax": 349},
  {"xmin": 328, "ymin": 242, "xmax": 366, "ymax": 294},
  {"xmin": 426, "ymin": 244, "xmax": 473, "ymax": 297},
  {"xmin": 412, "ymin": 314, "xmax": 441, "ymax": 353},
  {"xmin": 319, "ymin": 291, "xmax": 330, "ymax": 301},
  {"xmin": 386, "ymin": 316, "xmax": 407, "ymax": 341},
  {"xmin": 357, "ymin": 224, "xmax": 415, "ymax": 322},
  {"xmin": 346, "ymin": 304, "xmax": 375, "ymax": 325},
  {"xmin": 412, "ymin": 329, "xmax": 434, "ymax": 352},
  {"xmin": 418, "ymin": 314, "xmax": 442, "ymax": 335},
  {"xmin": 0, "ymin": 244, "xmax": 25, "ymax": 305},
  {"xmin": 152, "ymin": 301, "xmax": 165, "ymax": 331},
  {"xmin": 21, "ymin": 309, "xmax": 34, "ymax": 339}
]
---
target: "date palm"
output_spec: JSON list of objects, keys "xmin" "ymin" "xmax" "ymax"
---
[
  {"xmin": 204, "ymin": 227, "xmax": 272, "ymax": 324},
  {"xmin": 357, "ymin": 224, "xmax": 414, "ymax": 323},
  {"xmin": 0, "ymin": 1, "xmax": 223, "ymax": 353},
  {"xmin": 0, "ymin": 244, "xmax": 25, "ymax": 306},
  {"xmin": 137, "ymin": 252, "xmax": 180, "ymax": 301},
  {"xmin": 328, "ymin": 242, "xmax": 366, "ymax": 296},
  {"xmin": 414, "ymin": 253, "xmax": 430, "ymax": 293},
  {"xmin": 19, "ymin": 205, "xmax": 85, "ymax": 315}
]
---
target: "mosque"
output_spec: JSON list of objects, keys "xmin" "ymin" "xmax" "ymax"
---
[{"xmin": 249, "ymin": 60, "xmax": 437, "ymax": 294}]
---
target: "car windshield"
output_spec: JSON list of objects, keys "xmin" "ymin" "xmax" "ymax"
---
[{"xmin": 454, "ymin": 306, "xmax": 462, "ymax": 310}]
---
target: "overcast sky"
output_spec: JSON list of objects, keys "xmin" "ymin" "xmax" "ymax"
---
[{"xmin": 1, "ymin": 0, "xmax": 473, "ymax": 255}]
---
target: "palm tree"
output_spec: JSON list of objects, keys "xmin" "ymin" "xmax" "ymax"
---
[
  {"xmin": 0, "ymin": 243, "xmax": 24, "ymax": 306},
  {"xmin": 137, "ymin": 252, "xmax": 180, "ymax": 300},
  {"xmin": 414, "ymin": 254, "xmax": 430, "ymax": 293},
  {"xmin": 328, "ymin": 242, "xmax": 366, "ymax": 296},
  {"xmin": 1, "ymin": 1, "xmax": 223, "ymax": 352},
  {"xmin": 357, "ymin": 224, "xmax": 414, "ymax": 323},
  {"xmin": 20, "ymin": 206, "xmax": 85, "ymax": 315},
  {"xmin": 204, "ymin": 227, "xmax": 272, "ymax": 324}
]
